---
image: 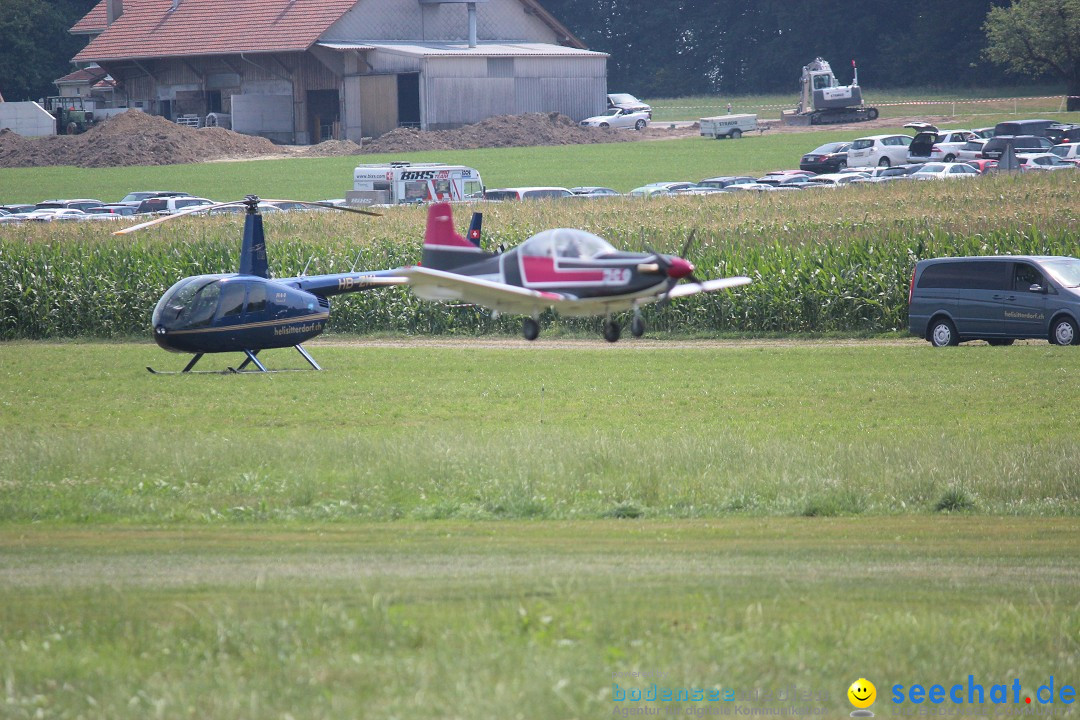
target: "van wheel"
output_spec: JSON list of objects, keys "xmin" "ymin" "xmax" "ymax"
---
[
  {"xmin": 731, "ymin": 129, "xmax": 742, "ymax": 139},
  {"xmin": 1051, "ymin": 317, "xmax": 1078, "ymax": 345},
  {"xmin": 929, "ymin": 318, "xmax": 959, "ymax": 347},
  {"xmin": 878, "ymin": 157, "xmax": 891, "ymax": 167}
]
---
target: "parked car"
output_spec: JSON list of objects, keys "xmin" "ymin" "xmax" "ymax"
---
[
  {"xmin": 35, "ymin": 198, "xmax": 105, "ymax": 211},
  {"xmin": 695, "ymin": 176, "xmax": 758, "ymax": 189},
  {"xmin": 483, "ymin": 187, "xmax": 573, "ymax": 201},
  {"xmin": 972, "ymin": 126, "xmax": 996, "ymax": 139},
  {"xmin": 805, "ymin": 172, "xmax": 870, "ymax": 187},
  {"xmin": 1045, "ymin": 124, "xmax": 1080, "ymax": 144},
  {"xmin": 980, "ymin": 135, "xmax": 1054, "ymax": 160},
  {"xmin": 134, "ymin": 196, "xmax": 215, "ymax": 214},
  {"xmin": 756, "ymin": 174, "xmax": 814, "ymax": 188},
  {"xmin": 909, "ymin": 162, "xmax": 980, "ymax": 180},
  {"xmin": 799, "ymin": 142, "xmax": 851, "ymax": 173},
  {"xmin": 955, "ymin": 139, "xmax": 990, "ymax": 162},
  {"xmin": 0, "ymin": 204, "xmax": 36, "ymax": 215},
  {"xmin": 1049, "ymin": 143, "xmax": 1080, "ymax": 164},
  {"xmin": 9, "ymin": 208, "xmax": 90, "ymax": 222},
  {"xmin": 965, "ymin": 159, "xmax": 999, "ymax": 174},
  {"xmin": 607, "ymin": 93, "xmax": 651, "ymax": 118},
  {"xmin": 993, "ymin": 119, "xmax": 1056, "ymax": 137},
  {"xmin": 909, "ymin": 255, "xmax": 1080, "ymax": 346},
  {"xmin": 569, "ymin": 187, "xmax": 620, "ymax": 198},
  {"xmin": 84, "ymin": 204, "xmax": 138, "ymax": 216},
  {"xmin": 1016, "ymin": 153, "xmax": 1078, "ymax": 171},
  {"xmin": 907, "ymin": 127, "xmax": 979, "ymax": 163},
  {"xmin": 579, "ymin": 107, "xmax": 650, "ymax": 130},
  {"xmin": 117, "ymin": 190, "xmax": 192, "ymax": 206},
  {"xmin": 842, "ymin": 166, "xmax": 914, "ymax": 183},
  {"xmin": 846, "ymin": 134, "xmax": 913, "ymax": 167}
]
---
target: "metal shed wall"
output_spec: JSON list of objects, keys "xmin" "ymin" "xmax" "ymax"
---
[{"xmin": 421, "ymin": 55, "xmax": 606, "ymax": 128}]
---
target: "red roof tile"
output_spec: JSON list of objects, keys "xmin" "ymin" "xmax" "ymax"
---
[
  {"xmin": 74, "ymin": 0, "xmax": 360, "ymax": 63},
  {"xmin": 71, "ymin": 0, "xmax": 108, "ymax": 34}
]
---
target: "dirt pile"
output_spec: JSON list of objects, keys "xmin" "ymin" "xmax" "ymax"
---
[
  {"xmin": 0, "ymin": 109, "xmax": 651, "ymax": 168},
  {"xmin": 0, "ymin": 110, "xmax": 280, "ymax": 168},
  {"xmin": 359, "ymin": 112, "xmax": 633, "ymax": 154}
]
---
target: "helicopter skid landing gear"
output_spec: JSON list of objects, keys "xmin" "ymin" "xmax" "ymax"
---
[
  {"xmin": 523, "ymin": 317, "xmax": 540, "ymax": 341},
  {"xmin": 146, "ymin": 352, "xmax": 205, "ymax": 374},
  {"xmin": 294, "ymin": 344, "xmax": 322, "ymax": 371},
  {"xmin": 603, "ymin": 317, "xmax": 621, "ymax": 343},
  {"xmin": 232, "ymin": 350, "xmax": 268, "ymax": 373}
]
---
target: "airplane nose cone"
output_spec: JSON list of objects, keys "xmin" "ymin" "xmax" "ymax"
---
[{"xmin": 667, "ymin": 257, "xmax": 694, "ymax": 279}]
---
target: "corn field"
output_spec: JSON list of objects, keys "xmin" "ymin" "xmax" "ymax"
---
[{"xmin": 1, "ymin": 173, "xmax": 1077, "ymax": 339}]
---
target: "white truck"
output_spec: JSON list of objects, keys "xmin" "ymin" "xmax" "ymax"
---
[
  {"xmin": 699, "ymin": 114, "xmax": 758, "ymax": 139},
  {"xmin": 349, "ymin": 162, "xmax": 484, "ymax": 206}
]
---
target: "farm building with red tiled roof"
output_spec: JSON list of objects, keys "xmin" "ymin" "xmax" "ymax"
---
[{"xmin": 65, "ymin": 0, "xmax": 608, "ymax": 144}]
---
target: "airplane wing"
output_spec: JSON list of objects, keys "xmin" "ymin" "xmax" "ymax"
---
[{"xmin": 400, "ymin": 266, "xmax": 566, "ymax": 315}]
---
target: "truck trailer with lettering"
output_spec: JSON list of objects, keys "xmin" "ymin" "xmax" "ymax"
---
[{"xmin": 349, "ymin": 162, "xmax": 484, "ymax": 206}]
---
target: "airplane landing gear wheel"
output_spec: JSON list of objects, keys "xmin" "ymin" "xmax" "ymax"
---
[
  {"xmin": 523, "ymin": 318, "xmax": 540, "ymax": 341},
  {"xmin": 631, "ymin": 315, "xmax": 645, "ymax": 338},
  {"xmin": 603, "ymin": 319, "xmax": 621, "ymax": 343}
]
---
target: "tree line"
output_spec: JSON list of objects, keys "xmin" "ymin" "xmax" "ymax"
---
[{"xmin": 0, "ymin": 0, "xmax": 1073, "ymax": 103}]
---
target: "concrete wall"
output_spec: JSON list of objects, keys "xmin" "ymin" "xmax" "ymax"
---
[{"xmin": 0, "ymin": 102, "xmax": 56, "ymax": 137}]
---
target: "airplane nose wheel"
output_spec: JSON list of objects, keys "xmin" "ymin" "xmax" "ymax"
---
[
  {"xmin": 603, "ymin": 318, "xmax": 621, "ymax": 343},
  {"xmin": 631, "ymin": 312, "xmax": 645, "ymax": 338},
  {"xmin": 523, "ymin": 317, "xmax": 540, "ymax": 341}
]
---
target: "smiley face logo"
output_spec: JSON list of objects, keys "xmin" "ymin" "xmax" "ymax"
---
[{"xmin": 848, "ymin": 678, "xmax": 877, "ymax": 710}]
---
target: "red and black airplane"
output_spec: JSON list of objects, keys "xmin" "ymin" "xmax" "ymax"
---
[{"xmin": 399, "ymin": 202, "xmax": 752, "ymax": 342}]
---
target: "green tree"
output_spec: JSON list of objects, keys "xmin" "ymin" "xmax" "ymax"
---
[
  {"xmin": 0, "ymin": 0, "xmax": 96, "ymax": 102},
  {"xmin": 984, "ymin": 0, "xmax": 1080, "ymax": 109}
]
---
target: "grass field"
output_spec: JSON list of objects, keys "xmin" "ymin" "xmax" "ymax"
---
[
  {"xmin": 649, "ymin": 85, "xmax": 1074, "ymax": 121},
  {"xmin": 2, "ymin": 341, "xmax": 1080, "ymax": 719},
  {"xmin": 3, "ymin": 340, "xmax": 1080, "ymax": 521},
  {"xmin": 2, "ymin": 518, "xmax": 1077, "ymax": 719}
]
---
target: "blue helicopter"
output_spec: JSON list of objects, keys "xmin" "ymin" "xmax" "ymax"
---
[{"xmin": 117, "ymin": 195, "xmax": 408, "ymax": 373}]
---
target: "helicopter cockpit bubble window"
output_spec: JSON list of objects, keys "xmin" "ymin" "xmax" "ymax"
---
[
  {"xmin": 519, "ymin": 229, "xmax": 617, "ymax": 260},
  {"xmin": 152, "ymin": 275, "xmax": 222, "ymax": 330},
  {"xmin": 216, "ymin": 281, "xmax": 246, "ymax": 320}
]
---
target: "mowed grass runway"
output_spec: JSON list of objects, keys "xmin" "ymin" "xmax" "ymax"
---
[{"xmin": 2, "ymin": 340, "xmax": 1080, "ymax": 718}]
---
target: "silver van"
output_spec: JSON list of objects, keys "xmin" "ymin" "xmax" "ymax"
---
[{"xmin": 909, "ymin": 256, "xmax": 1080, "ymax": 346}]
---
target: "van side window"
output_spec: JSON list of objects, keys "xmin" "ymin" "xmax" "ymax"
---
[
  {"xmin": 1013, "ymin": 264, "xmax": 1045, "ymax": 291},
  {"xmin": 919, "ymin": 261, "xmax": 1008, "ymax": 290}
]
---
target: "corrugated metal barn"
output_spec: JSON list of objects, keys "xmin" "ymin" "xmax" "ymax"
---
[{"xmin": 68, "ymin": 0, "xmax": 608, "ymax": 144}]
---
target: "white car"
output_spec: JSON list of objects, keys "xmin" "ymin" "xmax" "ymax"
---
[
  {"xmin": 1049, "ymin": 143, "xmax": 1080, "ymax": 165},
  {"xmin": 907, "ymin": 128, "xmax": 979, "ymax": 163},
  {"xmin": 1017, "ymin": 153, "xmax": 1078, "ymax": 171},
  {"xmin": 607, "ymin": 93, "xmax": 652, "ymax": 117},
  {"xmin": 805, "ymin": 172, "xmax": 871, "ymax": 187},
  {"xmin": 909, "ymin": 162, "xmax": 980, "ymax": 179},
  {"xmin": 954, "ymin": 139, "xmax": 990, "ymax": 161},
  {"xmin": 847, "ymin": 134, "xmax": 913, "ymax": 167},
  {"xmin": 580, "ymin": 107, "xmax": 650, "ymax": 130}
]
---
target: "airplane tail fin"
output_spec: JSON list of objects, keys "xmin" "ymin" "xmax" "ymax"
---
[
  {"xmin": 467, "ymin": 211, "xmax": 483, "ymax": 247},
  {"xmin": 421, "ymin": 202, "xmax": 490, "ymax": 271},
  {"xmin": 238, "ymin": 210, "xmax": 270, "ymax": 278}
]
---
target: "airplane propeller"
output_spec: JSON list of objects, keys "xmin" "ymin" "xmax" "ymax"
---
[{"xmin": 643, "ymin": 230, "xmax": 707, "ymax": 304}]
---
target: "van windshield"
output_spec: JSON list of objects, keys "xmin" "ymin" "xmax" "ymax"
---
[{"xmin": 1038, "ymin": 258, "xmax": 1080, "ymax": 288}]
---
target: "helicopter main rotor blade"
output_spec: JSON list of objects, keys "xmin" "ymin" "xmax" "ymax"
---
[
  {"xmin": 259, "ymin": 199, "xmax": 383, "ymax": 217},
  {"xmin": 112, "ymin": 200, "xmax": 248, "ymax": 235}
]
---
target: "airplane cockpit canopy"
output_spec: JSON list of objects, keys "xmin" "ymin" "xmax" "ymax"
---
[{"xmin": 519, "ymin": 229, "xmax": 617, "ymax": 260}]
